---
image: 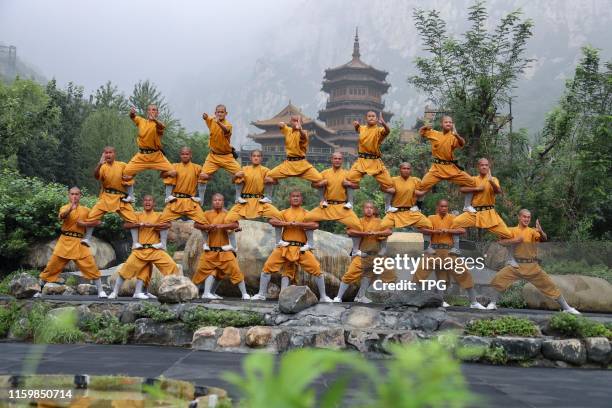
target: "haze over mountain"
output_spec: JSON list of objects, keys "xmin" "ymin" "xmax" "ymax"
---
[{"xmin": 1, "ymin": 0, "xmax": 610, "ymax": 145}]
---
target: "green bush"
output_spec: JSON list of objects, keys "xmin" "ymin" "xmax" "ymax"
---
[
  {"xmin": 0, "ymin": 269, "xmax": 39, "ymax": 295},
  {"xmin": 548, "ymin": 312, "xmax": 612, "ymax": 339},
  {"xmin": 497, "ymin": 282, "xmax": 527, "ymax": 309},
  {"xmin": 64, "ymin": 275, "xmax": 79, "ymax": 287},
  {"xmin": 482, "ymin": 346, "xmax": 508, "ymax": 365},
  {"xmin": 0, "ymin": 301, "xmax": 21, "ymax": 337},
  {"xmin": 10, "ymin": 302, "xmax": 49, "ymax": 340},
  {"xmin": 465, "ymin": 316, "xmax": 539, "ymax": 337},
  {"xmin": 35, "ymin": 307, "xmax": 84, "ymax": 344},
  {"xmin": 137, "ymin": 302, "xmax": 176, "ymax": 322},
  {"xmin": 183, "ymin": 307, "xmax": 265, "ymax": 331},
  {"xmin": 224, "ymin": 339, "xmax": 474, "ymax": 408},
  {"xmin": 81, "ymin": 312, "xmax": 134, "ymax": 344}
]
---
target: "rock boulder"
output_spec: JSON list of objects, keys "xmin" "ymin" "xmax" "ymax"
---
[
  {"xmin": 157, "ymin": 275, "xmax": 198, "ymax": 303},
  {"xmin": 25, "ymin": 237, "xmax": 115, "ymax": 270},
  {"xmin": 523, "ymin": 275, "xmax": 612, "ymax": 313},
  {"xmin": 278, "ymin": 286, "xmax": 318, "ymax": 314},
  {"xmin": 9, "ymin": 274, "xmax": 41, "ymax": 299}
]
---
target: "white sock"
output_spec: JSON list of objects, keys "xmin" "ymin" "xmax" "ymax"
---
[
  {"xmin": 198, "ymin": 183, "xmax": 207, "ymax": 203},
  {"xmin": 126, "ymin": 185, "xmax": 134, "ymax": 197},
  {"xmin": 467, "ymin": 288, "xmax": 477, "ymax": 303},
  {"xmin": 165, "ymin": 184, "xmax": 173, "ymax": 199},
  {"xmin": 453, "ymin": 234, "xmax": 460, "ymax": 251},
  {"xmin": 112, "ymin": 276, "xmax": 124, "ymax": 295},
  {"xmin": 275, "ymin": 227, "xmax": 283, "ymax": 243},
  {"xmin": 238, "ymin": 281, "xmax": 248, "ymax": 296},
  {"xmin": 228, "ymin": 231, "xmax": 237, "ymax": 249},
  {"xmin": 130, "ymin": 229, "xmax": 139, "ymax": 246},
  {"xmin": 305, "ymin": 230, "xmax": 314, "ymax": 248},
  {"xmin": 384, "ymin": 192, "xmax": 393, "ymax": 209},
  {"xmin": 356, "ymin": 277, "xmax": 371, "ymax": 298},
  {"xmin": 160, "ymin": 229, "xmax": 168, "ymax": 248},
  {"xmin": 315, "ymin": 275, "xmax": 327, "ymax": 298},
  {"xmin": 93, "ymin": 279, "xmax": 103, "ymax": 292},
  {"xmin": 318, "ymin": 187, "xmax": 326, "ymax": 203},
  {"xmin": 336, "ymin": 282, "xmax": 349, "ymax": 300},
  {"xmin": 350, "ymin": 237, "xmax": 361, "ymax": 254},
  {"xmin": 258, "ymin": 273, "xmax": 271, "ymax": 296},
  {"xmin": 281, "ymin": 276, "xmax": 290, "ymax": 290},
  {"xmin": 378, "ymin": 240, "xmax": 387, "ymax": 256},
  {"xmin": 84, "ymin": 227, "xmax": 93, "ymax": 241},
  {"xmin": 463, "ymin": 193, "xmax": 473, "ymax": 208},
  {"xmin": 201, "ymin": 231, "xmax": 209, "ymax": 247},
  {"xmin": 556, "ymin": 295, "xmax": 572, "ymax": 311},
  {"xmin": 234, "ymin": 183, "xmax": 243, "ymax": 202},
  {"xmin": 203, "ymin": 275, "xmax": 216, "ymax": 295},
  {"xmin": 134, "ymin": 279, "xmax": 145, "ymax": 295},
  {"xmin": 346, "ymin": 188, "xmax": 354, "ymax": 206}
]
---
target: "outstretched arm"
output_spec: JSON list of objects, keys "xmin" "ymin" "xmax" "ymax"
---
[
  {"xmin": 535, "ymin": 219, "xmax": 547, "ymax": 242},
  {"xmin": 452, "ymin": 125, "xmax": 465, "ymax": 147}
]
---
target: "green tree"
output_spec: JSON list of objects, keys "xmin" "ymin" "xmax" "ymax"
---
[
  {"xmin": 520, "ymin": 47, "xmax": 612, "ymax": 239},
  {"xmin": 0, "ymin": 79, "xmax": 59, "ymax": 165},
  {"xmin": 94, "ymin": 81, "xmax": 129, "ymax": 111},
  {"xmin": 409, "ymin": 1, "xmax": 533, "ymax": 164}
]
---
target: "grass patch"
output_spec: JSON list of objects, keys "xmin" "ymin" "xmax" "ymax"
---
[
  {"xmin": 465, "ymin": 316, "xmax": 539, "ymax": 337},
  {"xmin": 35, "ymin": 308, "xmax": 84, "ymax": 344},
  {"xmin": 0, "ymin": 301, "xmax": 21, "ymax": 337},
  {"xmin": 497, "ymin": 281, "xmax": 527, "ymax": 309},
  {"xmin": 65, "ymin": 275, "xmax": 79, "ymax": 287},
  {"xmin": 482, "ymin": 346, "xmax": 508, "ymax": 365},
  {"xmin": 136, "ymin": 302, "xmax": 176, "ymax": 322},
  {"xmin": 182, "ymin": 307, "xmax": 265, "ymax": 331},
  {"xmin": 548, "ymin": 312, "xmax": 612, "ymax": 339},
  {"xmin": 445, "ymin": 295, "xmax": 470, "ymax": 307},
  {"xmin": 0, "ymin": 269, "xmax": 39, "ymax": 295},
  {"xmin": 10, "ymin": 302, "xmax": 50, "ymax": 340},
  {"xmin": 81, "ymin": 312, "xmax": 134, "ymax": 344}
]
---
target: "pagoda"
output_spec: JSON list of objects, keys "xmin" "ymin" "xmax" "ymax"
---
[
  {"xmin": 243, "ymin": 102, "xmax": 340, "ymax": 165},
  {"xmin": 318, "ymin": 29, "xmax": 392, "ymax": 154}
]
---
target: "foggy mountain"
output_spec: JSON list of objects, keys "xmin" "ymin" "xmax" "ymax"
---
[
  {"xmin": 168, "ymin": 0, "xmax": 612, "ymax": 145},
  {"xmin": 2, "ymin": 0, "xmax": 611, "ymax": 146}
]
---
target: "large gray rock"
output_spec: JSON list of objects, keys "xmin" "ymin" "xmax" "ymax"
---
[
  {"xmin": 410, "ymin": 308, "xmax": 447, "ymax": 331},
  {"xmin": 278, "ymin": 286, "xmax": 319, "ymax": 314},
  {"xmin": 313, "ymin": 328, "xmax": 345, "ymax": 350},
  {"xmin": 183, "ymin": 220, "xmax": 352, "ymax": 294},
  {"xmin": 157, "ymin": 275, "xmax": 198, "ymax": 303},
  {"xmin": 346, "ymin": 330, "xmax": 381, "ymax": 352},
  {"xmin": 133, "ymin": 318, "xmax": 192, "ymax": 346},
  {"xmin": 9, "ymin": 274, "xmax": 41, "ymax": 299},
  {"xmin": 344, "ymin": 306, "xmax": 379, "ymax": 329},
  {"xmin": 168, "ymin": 220, "xmax": 195, "ymax": 247},
  {"xmin": 25, "ymin": 236, "xmax": 115, "ymax": 270},
  {"xmin": 541, "ymin": 339, "xmax": 586, "ymax": 365},
  {"xmin": 459, "ymin": 336, "xmax": 493, "ymax": 361},
  {"xmin": 366, "ymin": 290, "xmax": 443, "ymax": 308},
  {"xmin": 584, "ymin": 337, "xmax": 612, "ymax": 364},
  {"xmin": 76, "ymin": 284, "xmax": 97, "ymax": 296},
  {"xmin": 491, "ymin": 337, "xmax": 542, "ymax": 361},
  {"xmin": 42, "ymin": 283, "xmax": 66, "ymax": 295},
  {"xmin": 523, "ymin": 275, "xmax": 612, "ymax": 313},
  {"xmin": 107, "ymin": 263, "xmax": 183, "ymax": 297}
]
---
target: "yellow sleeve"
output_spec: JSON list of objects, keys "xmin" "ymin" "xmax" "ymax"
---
[
  {"xmin": 532, "ymin": 229, "xmax": 541, "ymax": 242},
  {"xmin": 280, "ymin": 209, "xmax": 289, "ymax": 222},
  {"xmin": 414, "ymin": 177, "xmax": 422, "ymax": 190},
  {"xmin": 58, "ymin": 204, "xmax": 70, "ymax": 218},
  {"xmin": 280, "ymin": 125, "xmax": 290, "ymax": 137},
  {"xmin": 424, "ymin": 129, "xmax": 438, "ymax": 141},
  {"xmin": 451, "ymin": 134, "xmax": 460, "ymax": 148},
  {"xmin": 261, "ymin": 166, "xmax": 270, "ymax": 178},
  {"xmin": 492, "ymin": 177, "xmax": 501, "ymax": 189},
  {"xmin": 204, "ymin": 115, "xmax": 213, "ymax": 129},
  {"xmin": 226, "ymin": 122, "xmax": 233, "ymax": 136}
]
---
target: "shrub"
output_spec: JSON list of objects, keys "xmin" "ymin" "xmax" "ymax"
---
[
  {"xmin": 64, "ymin": 275, "xmax": 79, "ymax": 287},
  {"xmin": 445, "ymin": 295, "xmax": 470, "ymax": 307},
  {"xmin": 543, "ymin": 259, "xmax": 612, "ymax": 284},
  {"xmin": 223, "ymin": 339, "xmax": 474, "ymax": 408},
  {"xmin": 465, "ymin": 316, "xmax": 539, "ymax": 337},
  {"xmin": 497, "ymin": 282, "xmax": 527, "ymax": 309},
  {"xmin": 35, "ymin": 308, "xmax": 84, "ymax": 344},
  {"xmin": 0, "ymin": 301, "xmax": 21, "ymax": 337},
  {"xmin": 548, "ymin": 313, "xmax": 612, "ymax": 339},
  {"xmin": 137, "ymin": 302, "xmax": 176, "ymax": 322},
  {"xmin": 10, "ymin": 302, "xmax": 49, "ymax": 340},
  {"xmin": 482, "ymin": 346, "xmax": 508, "ymax": 365},
  {"xmin": 182, "ymin": 307, "xmax": 265, "ymax": 331},
  {"xmin": 81, "ymin": 312, "xmax": 134, "ymax": 344}
]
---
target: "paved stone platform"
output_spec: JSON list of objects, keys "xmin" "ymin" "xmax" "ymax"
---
[{"xmin": 0, "ymin": 343, "xmax": 610, "ymax": 407}]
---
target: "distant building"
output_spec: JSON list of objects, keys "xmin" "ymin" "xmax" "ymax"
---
[
  {"xmin": 318, "ymin": 28, "xmax": 393, "ymax": 154},
  {"xmin": 241, "ymin": 102, "xmax": 340, "ymax": 165},
  {"xmin": 240, "ymin": 29, "xmax": 394, "ymax": 163}
]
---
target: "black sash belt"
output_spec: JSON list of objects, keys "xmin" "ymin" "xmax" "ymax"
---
[
  {"xmin": 475, "ymin": 205, "xmax": 495, "ymax": 212},
  {"xmin": 139, "ymin": 148, "xmax": 159, "ymax": 154},
  {"xmin": 431, "ymin": 244, "xmax": 453, "ymax": 249},
  {"xmin": 104, "ymin": 188, "xmax": 127, "ymax": 196},
  {"xmin": 286, "ymin": 241, "xmax": 306, "ymax": 247},
  {"xmin": 358, "ymin": 152, "xmax": 380, "ymax": 159},
  {"xmin": 206, "ymin": 246, "xmax": 225, "ymax": 252},
  {"xmin": 136, "ymin": 244, "xmax": 157, "ymax": 249},
  {"xmin": 287, "ymin": 156, "xmax": 305, "ymax": 161},
  {"xmin": 61, "ymin": 230, "xmax": 83, "ymax": 238},
  {"xmin": 327, "ymin": 200, "xmax": 347, "ymax": 205},
  {"xmin": 433, "ymin": 157, "xmax": 464, "ymax": 171},
  {"xmin": 396, "ymin": 207, "xmax": 417, "ymax": 212},
  {"xmin": 173, "ymin": 192, "xmax": 192, "ymax": 198},
  {"xmin": 516, "ymin": 257, "xmax": 539, "ymax": 264},
  {"xmin": 241, "ymin": 193, "xmax": 263, "ymax": 199}
]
